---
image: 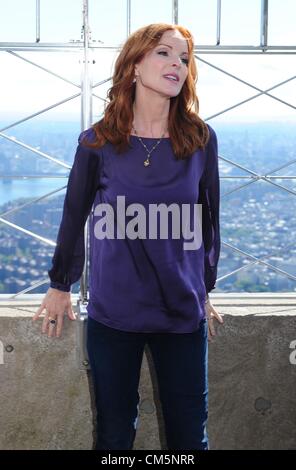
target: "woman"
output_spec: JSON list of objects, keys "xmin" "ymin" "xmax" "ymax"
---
[{"xmin": 33, "ymin": 23, "xmax": 223, "ymax": 450}]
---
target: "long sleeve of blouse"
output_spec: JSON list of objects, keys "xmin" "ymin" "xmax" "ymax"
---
[
  {"xmin": 48, "ymin": 130, "xmax": 101, "ymax": 292},
  {"xmin": 198, "ymin": 125, "xmax": 221, "ymax": 294}
]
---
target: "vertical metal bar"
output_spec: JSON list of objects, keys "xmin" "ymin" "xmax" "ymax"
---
[
  {"xmin": 260, "ymin": 0, "xmax": 269, "ymax": 50},
  {"xmin": 172, "ymin": 0, "xmax": 178, "ymax": 25},
  {"xmin": 216, "ymin": 0, "xmax": 221, "ymax": 45},
  {"xmin": 81, "ymin": 0, "xmax": 92, "ymax": 131},
  {"xmin": 80, "ymin": 0, "xmax": 93, "ymax": 303},
  {"xmin": 127, "ymin": 0, "xmax": 131, "ymax": 37},
  {"xmin": 36, "ymin": 0, "xmax": 40, "ymax": 43}
]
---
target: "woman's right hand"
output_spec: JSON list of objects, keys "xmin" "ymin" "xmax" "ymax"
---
[{"xmin": 32, "ymin": 287, "xmax": 76, "ymax": 338}]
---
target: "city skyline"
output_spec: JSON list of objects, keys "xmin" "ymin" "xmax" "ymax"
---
[{"xmin": 1, "ymin": 120, "xmax": 296, "ymax": 294}]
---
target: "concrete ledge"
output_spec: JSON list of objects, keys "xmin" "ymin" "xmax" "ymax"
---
[{"xmin": 0, "ymin": 296, "xmax": 296, "ymax": 450}]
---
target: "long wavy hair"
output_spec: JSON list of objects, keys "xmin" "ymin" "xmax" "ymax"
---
[{"xmin": 83, "ymin": 23, "xmax": 210, "ymax": 159}]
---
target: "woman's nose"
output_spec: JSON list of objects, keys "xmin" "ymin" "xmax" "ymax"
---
[{"xmin": 171, "ymin": 57, "xmax": 182, "ymax": 67}]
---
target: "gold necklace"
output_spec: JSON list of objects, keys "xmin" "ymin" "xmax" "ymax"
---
[{"xmin": 132, "ymin": 126, "xmax": 168, "ymax": 167}]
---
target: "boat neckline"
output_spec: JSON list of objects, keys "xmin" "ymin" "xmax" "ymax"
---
[{"xmin": 129, "ymin": 134, "xmax": 170, "ymax": 140}]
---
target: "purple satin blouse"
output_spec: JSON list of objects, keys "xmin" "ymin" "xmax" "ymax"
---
[{"xmin": 48, "ymin": 124, "xmax": 220, "ymax": 333}]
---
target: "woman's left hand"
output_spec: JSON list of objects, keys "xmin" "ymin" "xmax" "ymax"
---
[{"xmin": 205, "ymin": 299, "xmax": 223, "ymax": 341}]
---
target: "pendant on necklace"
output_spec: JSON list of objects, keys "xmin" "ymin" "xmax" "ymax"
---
[{"xmin": 144, "ymin": 156, "xmax": 150, "ymax": 167}]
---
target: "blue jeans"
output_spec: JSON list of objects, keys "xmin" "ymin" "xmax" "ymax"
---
[{"xmin": 86, "ymin": 316, "xmax": 209, "ymax": 450}]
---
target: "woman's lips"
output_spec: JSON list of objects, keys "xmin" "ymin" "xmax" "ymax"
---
[{"xmin": 163, "ymin": 76, "xmax": 179, "ymax": 84}]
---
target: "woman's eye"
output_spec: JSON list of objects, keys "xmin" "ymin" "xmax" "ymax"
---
[{"xmin": 158, "ymin": 51, "xmax": 189, "ymax": 65}]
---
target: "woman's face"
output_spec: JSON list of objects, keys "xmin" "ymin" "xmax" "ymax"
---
[{"xmin": 134, "ymin": 29, "xmax": 189, "ymax": 98}]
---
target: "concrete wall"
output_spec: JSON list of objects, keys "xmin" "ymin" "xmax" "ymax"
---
[{"xmin": 0, "ymin": 297, "xmax": 296, "ymax": 450}]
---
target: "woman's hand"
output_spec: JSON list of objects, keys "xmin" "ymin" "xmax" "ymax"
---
[
  {"xmin": 32, "ymin": 287, "xmax": 76, "ymax": 338},
  {"xmin": 205, "ymin": 297, "xmax": 223, "ymax": 341}
]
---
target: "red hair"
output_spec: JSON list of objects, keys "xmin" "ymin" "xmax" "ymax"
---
[{"xmin": 83, "ymin": 23, "xmax": 210, "ymax": 159}]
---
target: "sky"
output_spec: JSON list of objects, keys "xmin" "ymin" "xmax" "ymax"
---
[{"xmin": 0, "ymin": 0, "xmax": 295, "ymax": 123}]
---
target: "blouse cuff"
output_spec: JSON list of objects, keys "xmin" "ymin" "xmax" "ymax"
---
[{"xmin": 50, "ymin": 281, "xmax": 71, "ymax": 293}]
